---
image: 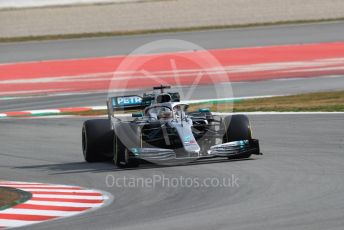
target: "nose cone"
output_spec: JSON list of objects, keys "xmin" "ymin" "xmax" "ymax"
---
[
  {"xmin": 172, "ymin": 120, "xmax": 201, "ymax": 157},
  {"xmin": 183, "ymin": 137, "xmax": 201, "ymax": 157}
]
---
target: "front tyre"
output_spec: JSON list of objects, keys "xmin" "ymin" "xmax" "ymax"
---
[
  {"xmin": 222, "ymin": 115, "xmax": 252, "ymax": 142},
  {"xmin": 222, "ymin": 115, "xmax": 253, "ymax": 159}
]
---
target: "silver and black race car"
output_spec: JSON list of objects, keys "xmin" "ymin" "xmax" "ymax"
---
[{"xmin": 82, "ymin": 85, "xmax": 261, "ymax": 167}]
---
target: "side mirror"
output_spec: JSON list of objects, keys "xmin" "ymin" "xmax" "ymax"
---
[{"xmin": 132, "ymin": 112, "xmax": 143, "ymax": 118}]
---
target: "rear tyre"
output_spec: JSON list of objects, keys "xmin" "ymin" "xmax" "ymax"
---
[
  {"xmin": 222, "ymin": 115, "xmax": 252, "ymax": 159},
  {"xmin": 82, "ymin": 119, "xmax": 113, "ymax": 162}
]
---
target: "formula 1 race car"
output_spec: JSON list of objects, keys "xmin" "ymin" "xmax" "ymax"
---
[{"xmin": 82, "ymin": 85, "xmax": 261, "ymax": 167}]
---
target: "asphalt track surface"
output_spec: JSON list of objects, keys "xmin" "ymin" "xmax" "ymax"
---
[
  {"xmin": 1, "ymin": 22, "xmax": 344, "ymax": 229},
  {"xmin": 1, "ymin": 21, "xmax": 344, "ymax": 64},
  {"xmin": 0, "ymin": 115, "xmax": 344, "ymax": 230}
]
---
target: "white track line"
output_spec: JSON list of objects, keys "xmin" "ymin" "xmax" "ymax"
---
[
  {"xmin": 32, "ymin": 194, "xmax": 105, "ymax": 200},
  {"xmin": 0, "ymin": 181, "xmax": 46, "ymax": 185},
  {"xmin": 24, "ymin": 189, "xmax": 102, "ymax": 193},
  {"xmin": 0, "ymin": 0, "xmax": 146, "ymax": 9},
  {"xmin": 0, "ymin": 219, "xmax": 39, "ymax": 228},
  {"xmin": 1, "ymin": 209, "xmax": 80, "ymax": 217},
  {"xmin": 25, "ymin": 200, "xmax": 104, "ymax": 207},
  {"xmin": 213, "ymin": 112, "xmax": 344, "ymax": 115},
  {"xmin": 5, "ymin": 111, "xmax": 343, "ymax": 120},
  {"xmin": 29, "ymin": 109, "xmax": 60, "ymax": 115},
  {"xmin": 0, "ymin": 184, "xmax": 81, "ymax": 188}
]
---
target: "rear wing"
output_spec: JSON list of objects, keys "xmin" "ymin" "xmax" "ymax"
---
[
  {"xmin": 107, "ymin": 95, "xmax": 143, "ymax": 116},
  {"xmin": 106, "ymin": 91, "xmax": 181, "ymax": 116}
]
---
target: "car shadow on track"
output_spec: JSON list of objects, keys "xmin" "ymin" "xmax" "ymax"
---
[
  {"xmin": 15, "ymin": 162, "xmax": 117, "ymax": 175},
  {"xmin": 14, "ymin": 158, "xmax": 257, "ymax": 175}
]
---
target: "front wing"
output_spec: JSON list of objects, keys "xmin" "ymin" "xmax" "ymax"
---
[{"xmin": 128, "ymin": 139, "xmax": 261, "ymax": 164}]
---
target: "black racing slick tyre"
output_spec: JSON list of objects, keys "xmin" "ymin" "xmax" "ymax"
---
[
  {"xmin": 82, "ymin": 119, "xmax": 113, "ymax": 162},
  {"xmin": 222, "ymin": 115, "xmax": 253, "ymax": 159},
  {"xmin": 222, "ymin": 115, "xmax": 252, "ymax": 142}
]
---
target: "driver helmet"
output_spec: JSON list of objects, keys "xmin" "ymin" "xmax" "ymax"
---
[{"xmin": 158, "ymin": 108, "xmax": 172, "ymax": 119}]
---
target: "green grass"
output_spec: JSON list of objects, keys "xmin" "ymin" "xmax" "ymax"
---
[
  {"xmin": 1, "ymin": 18, "xmax": 344, "ymax": 43},
  {"xmin": 0, "ymin": 187, "xmax": 32, "ymax": 210},
  {"xmin": 232, "ymin": 90, "xmax": 344, "ymax": 112},
  {"xmin": 189, "ymin": 90, "xmax": 344, "ymax": 112}
]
